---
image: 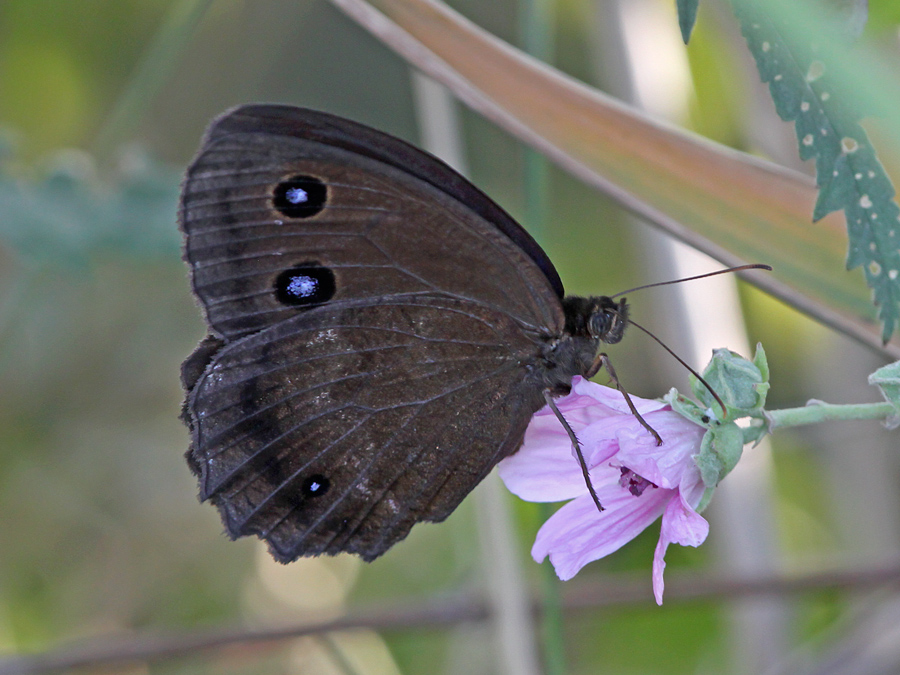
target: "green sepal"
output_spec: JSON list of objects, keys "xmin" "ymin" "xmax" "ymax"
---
[
  {"xmin": 741, "ymin": 419, "xmax": 770, "ymax": 446},
  {"xmin": 693, "ymin": 421, "xmax": 745, "ymax": 489},
  {"xmin": 692, "ymin": 344, "xmax": 769, "ymax": 417},
  {"xmin": 868, "ymin": 360, "xmax": 900, "ymax": 429},
  {"xmin": 696, "ymin": 485, "xmax": 716, "ymax": 513},
  {"xmin": 663, "ymin": 387, "xmax": 709, "ymax": 424}
]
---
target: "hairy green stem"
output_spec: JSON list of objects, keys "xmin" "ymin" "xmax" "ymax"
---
[{"xmin": 767, "ymin": 401, "xmax": 895, "ymax": 429}]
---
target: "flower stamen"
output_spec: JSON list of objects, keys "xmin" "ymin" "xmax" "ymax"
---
[{"xmin": 618, "ymin": 467, "xmax": 658, "ymax": 496}]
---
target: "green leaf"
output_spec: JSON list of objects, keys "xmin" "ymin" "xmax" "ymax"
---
[
  {"xmin": 0, "ymin": 145, "xmax": 180, "ymax": 265},
  {"xmin": 733, "ymin": 0, "xmax": 900, "ymax": 342},
  {"xmin": 677, "ymin": 0, "xmax": 701, "ymax": 43}
]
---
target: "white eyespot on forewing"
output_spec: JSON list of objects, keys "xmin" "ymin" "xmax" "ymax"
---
[{"xmin": 286, "ymin": 187, "xmax": 309, "ymax": 204}]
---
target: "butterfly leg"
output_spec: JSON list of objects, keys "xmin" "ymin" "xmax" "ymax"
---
[
  {"xmin": 542, "ymin": 390, "xmax": 604, "ymax": 513},
  {"xmin": 587, "ymin": 353, "xmax": 663, "ymax": 446}
]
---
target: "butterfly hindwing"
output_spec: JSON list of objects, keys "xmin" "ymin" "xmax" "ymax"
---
[{"xmin": 185, "ymin": 296, "xmax": 546, "ymax": 560}]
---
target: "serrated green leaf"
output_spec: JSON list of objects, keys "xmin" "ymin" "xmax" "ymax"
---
[
  {"xmin": 733, "ymin": 0, "xmax": 900, "ymax": 341},
  {"xmin": 677, "ymin": 0, "xmax": 701, "ymax": 43}
]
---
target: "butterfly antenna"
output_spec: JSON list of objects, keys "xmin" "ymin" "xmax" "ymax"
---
[
  {"xmin": 626, "ymin": 317, "xmax": 727, "ymax": 416},
  {"xmin": 610, "ymin": 263, "xmax": 772, "ymax": 299}
]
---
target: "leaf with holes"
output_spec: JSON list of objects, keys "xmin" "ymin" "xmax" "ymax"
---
[{"xmin": 733, "ymin": 0, "xmax": 900, "ymax": 342}]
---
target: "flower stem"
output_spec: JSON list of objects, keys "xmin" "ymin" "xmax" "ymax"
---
[{"xmin": 767, "ymin": 401, "xmax": 895, "ymax": 429}]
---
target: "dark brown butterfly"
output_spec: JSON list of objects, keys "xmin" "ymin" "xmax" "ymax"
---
[{"xmin": 179, "ymin": 105, "xmax": 628, "ymax": 562}]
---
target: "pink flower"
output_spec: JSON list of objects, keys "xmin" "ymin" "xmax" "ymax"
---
[{"xmin": 498, "ymin": 377, "xmax": 708, "ymax": 604}]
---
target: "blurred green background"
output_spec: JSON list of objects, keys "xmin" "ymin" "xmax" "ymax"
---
[{"xmin": 1, "ymin": 1, "xmax": 899, "ymax": 674}]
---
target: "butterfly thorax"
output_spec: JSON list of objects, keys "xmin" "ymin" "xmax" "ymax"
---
[{"xmin": 535, "ymin": 295, "xmax": 629, "ymax": 394}]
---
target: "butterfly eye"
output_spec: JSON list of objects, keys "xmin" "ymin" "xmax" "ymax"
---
[
  {"xmin": 273, "ymin": 175, "xmax": 327, "ymax": 218},
  {"xmin": 588, "ymin": 299, "xmax": 627, "ymax": 344},
  {"xmin": 588, "ymin": 308, "xmax": 612, "ymax": 340}
]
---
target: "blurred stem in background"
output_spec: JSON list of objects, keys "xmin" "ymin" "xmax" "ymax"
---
[
  {"xmin": 517, "ymin": 0, "xmax": 568, "ymax": 673},
  {"xmin": 92, "ymin": 0, "xmax": 213, "ymax": 162},
  {"xmin": 411, "ymin": 69, "xmax": 543, "ymax": 675}
]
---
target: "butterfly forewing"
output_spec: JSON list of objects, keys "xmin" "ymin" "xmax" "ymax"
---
[{"xmin": 181, "ymin": 125, "xmax": 562, "ymax": 339}]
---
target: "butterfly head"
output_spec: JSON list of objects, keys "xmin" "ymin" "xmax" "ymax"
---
[
  {"xmin": 588, "ymin": 296, "xmax": 629, "ymax": 345},
  {"xmin": 562, "ymin": 295, "xmax": 629, "ymax": 345}
]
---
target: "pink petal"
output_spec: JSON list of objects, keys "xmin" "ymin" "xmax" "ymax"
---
[
  {"xmin": 651, "ymin": 491, "xmax": 710, "ymax": 605},
  {"xmin": 497, "ymin": 450, "xmax": 585, "ymax": 502},
  {"xmin": 497, "ymin": 416, "xmax": 587, "ymax": 502},
  {"xmin": 499, "ymin": 380, "xmax": 658, "ymax": 502},
  {"xmin": 542, "ymin": 379, "xmax": 620, "ymax": 425},
  {"xmin": 498, "ymin": 375, "xmax": 712, "ymax": 595},
  {"xmin": 578, "ymin": 414, "xmax": 659, "ymax": 465},
  {"xmin": 533, "ymin": 482, "xmax": 673, "ymax": 580},
  {"xmin": 571, "ymin": 377, "xmax": 668, "ymax": 416},
  {"xmin": 613, "ymin": 411, "xmax": 706, "ymax": 489}
]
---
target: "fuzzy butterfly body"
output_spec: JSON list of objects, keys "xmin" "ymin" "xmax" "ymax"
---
[{"xmin": 179, "ymin": 105, "xmax": 626, "ymax": 562}]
